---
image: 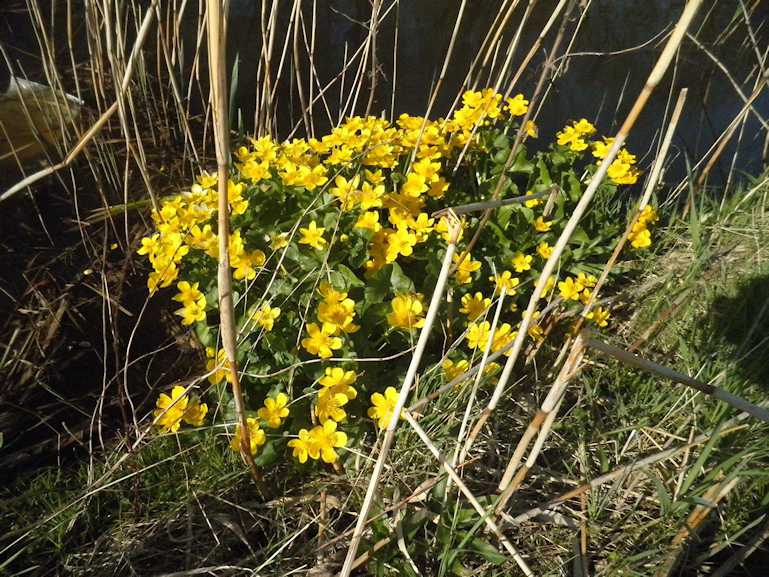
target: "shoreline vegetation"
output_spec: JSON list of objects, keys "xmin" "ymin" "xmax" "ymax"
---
[{"xmin": 1, "ymin": 0, "xmax": 768, "ymax": 574}]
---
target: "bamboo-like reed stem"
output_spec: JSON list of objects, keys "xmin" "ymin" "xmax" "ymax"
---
[
  {"xmin": 586, "ymin": 339, "xmax": 769, "ymax": 424},
  {"xmin": 207, "ymin": 0, "xmax": 261, "ymax": 484}
]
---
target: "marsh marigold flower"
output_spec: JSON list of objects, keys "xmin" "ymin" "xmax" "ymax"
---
[
  {"xmin": 315, "ymin": 390, "xmax": 349, "ymax": 423},
  {"xmin": 251, "ymin": 302, "xmax": 281, "ymax": 331},
  {"xmin": 466, "ymin": 321, "xmax": 492, "ymax": 352},
  {"xmin": 302, "ymin": 322, "xmax": 343, "ymax": 358},
  {"xmin": 154, "ymin": 385, "xmax": 188, "ymax": 433},
  {"xmin": 288, "ymin": 429, "xmax": 313, "ymax": 463},
  {"xmin": 299, "ymin": 220, "xmax": 327, "ymax": 250},
  {"xmin": 453, "ymin": 253, "xmax": 482, "ymax": 284},
  {"xmin": 489, "ymin": 271, "xmax": 519, "ymax": 295},
  {"xmin": 534, "ymin": 216, "xmax": 552, "ymax": 232},
  {"xmin": 308, "ymin": 420, "xmax": 347, "ymax": 463},
  {"xmin": 537, "ymin": 241, "xmax": 553, "ymax": 259},
  {"xmin": 387, "ymin": 292, "xmax": 426, "ymax": 330},
  {"xmin": 459, "ymin": 292, "xmax": 491, "ymax": 322},
  {"xmin": 588, "ymin": 306, "xmax": 611, "ymax": 327},
  {"xmin": 511, "ymin": 253, "xmax": 533, "ymax": 273},
  {"xmin": 258, "ymin": 393, "xmax": 290, "ymax": 428},
  {"xmin": 368, "ymin": 387, "xmax": 404, "ymax": 429},
  {"xmin": 206, "ymin": 347, "xmax": 232, "ymax": 385},
  {"xmin": 230, "ymin": 418, "xmax": 266, "ymax": 455}
]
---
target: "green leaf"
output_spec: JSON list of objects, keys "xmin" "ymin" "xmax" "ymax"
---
[
  {"xmin": 509, "ymin": 148, "xmax": 534, "ymax": 174},
  {"xmin": 537, "ymin": 157, "xmax": 552, "ymax": 186},
  {"xmin": 470, "ymin": 538, "xmax": 508, "ymax": 565},
  {"xmin": 641, "ymin": 469, "xmax": 672, "ymax": 514},
  {"xmin": 336, "ymin": 264, "xmax": 365, "ymax": 288},
  {"xmin": 390, "ymin": 262, "xmax": 415, "ymax": 293},
  {"xmin": 362, "ymin": 266, "xmax": 392, "ymax": 315}
]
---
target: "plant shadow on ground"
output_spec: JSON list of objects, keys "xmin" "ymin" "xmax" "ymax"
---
[{"xmin": 671, "ymin": 272, "xmax": 769, "ymax": 576}]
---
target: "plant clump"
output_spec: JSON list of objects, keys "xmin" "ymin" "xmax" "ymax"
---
[{"xmin": 138, "ymin": 88, "xmax": 657, "ymax": 468}]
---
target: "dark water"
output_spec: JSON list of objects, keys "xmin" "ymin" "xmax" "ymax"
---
[{"xmin": 2, "ymin": 0, "xmax": 767, "ymax": 187}]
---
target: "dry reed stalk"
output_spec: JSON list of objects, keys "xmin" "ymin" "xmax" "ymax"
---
[
  {"xmin": 585, "ymin": 339, "xmax": 769, "ymax": 424},
  {"xmin": 408, "ymin": 0, "xmax": 469, "ymax": 168},
  {"xmin": 339, "ymin": 215, "xmax": 462, "ymax": 577},
  {"xmin": 463, "ymin": 0, "xmax": 705, "ymax": 458},
  {"xmin": 206, "ymin": 0, "xmax": 261, "ymax": 484},
  {"xmin": 403, "ymin": 412, "xmax": 534, "ymax": 576},
  {"xmin": 448, "ymin": 286, "xmax": 507, "ymax": 494}
]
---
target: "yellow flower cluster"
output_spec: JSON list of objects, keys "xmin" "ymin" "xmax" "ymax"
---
[
  {"xmin": 591, "ymin": 136, "xmax": 643, "ymax": 185},
  {"xmin": 153, "ymin": 385, "xmax": 208, "ymax": 433},
  {"xmin": 628, "ymin": 205, "xmax": 659, "ymax": 248},
  {"xmin": 301, "ymin": 282, "xmax": 359, "ymax": 358},
  {"xmin": 137, "ymin": 172, "xmax": 267, "ymax": 294},
  {"xmin": 557, "ymin": 119, "xmax": 597, "ymax": 152}
]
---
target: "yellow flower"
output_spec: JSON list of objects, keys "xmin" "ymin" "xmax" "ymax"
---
[
  {"xmin": 319, "ymin": 367, "xmax": 357, "ymax": 390},
  {"xmin": 505, "ymin": 94, "xmax": 529, "ymax": 116},
  {"xmin": 299, "ymin": 220, "xmax": 327, "ymax": 250},
  {"xmin": 466, "ymin": 321, "xmax": 492, "ymax": 352},
  {"xmin": 257, "ymin": 393, "xmax": 290, "ymax": 428},
  {"xmin": 576, "ymin": 273, "xmax": 597, "ymax": 289},
  {"xmin": 368, "ymin": 387, "xmax": 404, "ymax": 429},
  {"xmin": 230, "ymin": 418, "xmax": 266, "ymax": 455},
  {"xmin": 460, "ymin": 292, "xmax": 491, "ymax": 322},
  {"xmin": 442, "ymin": 358, "xmax": 470, "ymax": 382},
  {"xmin": 355, "ymin": 211, "xmax": 382, "ymax": 232},
  {"xmin": 205, "ymin": 347, "xmax": 232, "ymax": 385},
  {"xmin": 316, "ymin": 390, "xmax": 349, "ymax": 423},
  {"xmin": 182, "ymin": 398, "xmax": 208, "ymax": 427},
  {"xmin": 534, "ymin": 216, "xmax": 552, "ymax": 232},
  {"xmin": 524, "ymin": 190, "xmax": 541, "ymax": 208},
  {"xmin": 638, "ymin": 205, "xmax": 659, "ymax": 225},
  {"xmin": 572, "ymin": 118, "xmax": 597, "ymax": 135},
  {"xmin": 197, "ymin": 170, "xmax": 217, "ymax": 189},
  {"xmin": 318, "ymin": 298, "xmax": 360, "ymax": 334},
  {"xmin": 558, "ymin": 277, "xmax": 582, "ymax": 301},
  {"xmin": 592, "ymin": 136, "xmax": 615, "ymax": 160},
  {"xmin": 453, "ymin": 253, "xmax": 481, "ymax": 284},
  {"xmin": 172, "ymin": 281, "xmax": 204, "ymax": 306},
  {"xmin": 524, "ymin": 120, "xmax": 538, "ymax": 138},
  {"xmin": 528, "ymin": 324, "xmax": 544, "ymax": 341},
  {"xmin": 153, "ymin": 385, "xmax": 189, "ymax": 433},
  {"xmin": 288, "ymin": 429, "xmax": 313, "ymax": 463},
  {"xmin": 490, "ymin": 323, "xmax": 516, "ymax": 354},
  {"xmin": 365, "ymin": 168, "xmax": 386, "ymax": 185},
  {"xmin": 270, "ymin": 233, "xmax": 289, "ymax": 250},
  {"xmin": 387, "ymin": 292, "xmax": 426, "ymax": 330},
  {"xmin": 302, "ymin": 323, "xmax": 343, "ymax": 358},
  {"xmin": 401, "ymin": 172, "xmax": 428, "ymax": 197},
  {"xmin": 587, "ymin": 306, "xmax": 611, "ymax": 327},
  {"xmin": 489, "ymin": 271, "xmax": 519, "ymax": 295},
  {"xmin": 251, "ymin": 302, "xmax": 281, "ymax": 331},
  {"xmin": 511, "ymin": 253, "xmax": 533, "ymax": 273},
  {"xmin": 537, "ymin": 241, "xmax": 553, "ymax": 259},
  {"xmin": 308, "ymin": 420, "xmax": 348, "ymax": 463},
  {"xmin": 628, "ymin": 223, "xmax": 651, "ymax": 248},
  {"xmin": 175, "ymin": 295, "xmax": 207, "ymax": 326},
  {"xmin": 386, "ymin": 227, "xmax": 417, "ymax": 262}
]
